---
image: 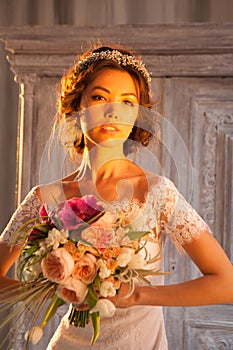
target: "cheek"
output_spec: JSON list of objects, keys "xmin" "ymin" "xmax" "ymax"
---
[
  {"xmin": 80, "ymin": 105, "xmax": 106, "ymax": 133},
  {"xmin": 80, "ymin": 103, "xmax": 139, "ymax": 135}
]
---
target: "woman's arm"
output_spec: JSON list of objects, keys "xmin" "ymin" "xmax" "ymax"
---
[
  {"xmin": 0, "ymin": 243, "xmax": 20, "ymax": 289},
  {"xmin": 115, "ymin": 230, "xmax": 233, "ymax": 307},
  {"xmin": 0, "ymin": 187, "xmax": 42, "ymax": 290}
]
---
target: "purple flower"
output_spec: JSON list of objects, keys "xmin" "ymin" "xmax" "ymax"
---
[{"xmin": 57, "ymin": 195, "xmax": 104, "ymax": 230}]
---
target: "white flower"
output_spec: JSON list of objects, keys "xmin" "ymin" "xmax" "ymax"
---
[
  {"xmin": 36, "ymin": 244, "xmax": 47, "ymax": 256},
  {"xmin": 44, "ymin": 228, "xmax": 68, "ymax": 249},
  {"xmin": 116, "ymin": 247, "xmax": 134, "ymax": 267},
  {"xmin": 58, "ymin": 117, "xmax": 82, "ymax": 148},
  {"xmin": 100, "ymin": 281, "xmax": 116, "ymax": 298},
  {"xmin": 90, "ymin": 299, "xmax": 116, "ymax": 318},
  {"xmin": 97, "ymin": 259, "xmax": 111, "ymax": 279},
  {"xmin": 128, "ymin": 253, "xmax": 146, "ymax": 269},
  {"xmin": 23, "ymin": 260, "xmax": 42, "ymax": 281},
  {"xmin": 25, "ymin": 326, "xmax": 43, "ymax": 344}
]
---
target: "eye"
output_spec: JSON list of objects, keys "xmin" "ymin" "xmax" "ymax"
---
[
  {"xmin": 91, "ymin": 95, "xmax": 106, "ymax": 101},
  {"xmin": 123, "ymin": 100, "xmax": 135, "ymax": 107}
]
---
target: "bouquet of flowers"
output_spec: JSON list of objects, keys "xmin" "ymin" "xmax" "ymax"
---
[{"xmin": 0, "ymin": 195, "xmax": 163, "ymax": 349}]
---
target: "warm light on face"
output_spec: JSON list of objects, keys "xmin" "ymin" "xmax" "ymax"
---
[{"xmin": 80, "ymin": 69, "xmax": 139, "ymax": 148}]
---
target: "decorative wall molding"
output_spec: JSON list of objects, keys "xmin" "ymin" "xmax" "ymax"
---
[
  {"xmin": 185, "ymin": 319, "xmax": 233, "ymax": 350},
  {"xmin": 202, "ymin": 111, "xmax": 233, "ymax": 222},
  {"xmin": 1, "ymin": 23, "xmax": 233, "ymax": 78},
  {"xmin": 191, "ymin": 96, "xmax": 233, "ymax": 259}
]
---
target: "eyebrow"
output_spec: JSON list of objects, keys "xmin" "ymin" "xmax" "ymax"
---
[{"xmin": 91, "ymin": 86, "xmax": 138, "ymax": 98}]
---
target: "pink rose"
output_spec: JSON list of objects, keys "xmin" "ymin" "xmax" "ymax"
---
[
  {"xmin": 57, "ymin": 277, "xmax": 88, "ymax": 305},
  {"xmin": 57, "ymin": 196, "xmax": 104, "ymax": 230},
  {"xmin": 81, "ymin": 226, "xmax": 115, "ymax": 248},
  {"xmin": 41, "ymin": 248, "xmax": 74, "ymax": 283},
  {"xmin": 73, "ymin": 253, "xmax": 97, "ymax": 284}
]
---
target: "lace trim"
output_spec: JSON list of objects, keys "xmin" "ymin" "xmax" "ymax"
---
[
  {"xmin": 0, "ymin": 187, "xmax": 41, "ymax": 246},
  {"xmin": 0, "ymin": 178, "xmax": 211, "ymax": 253},
  {"xmin": 105, "ymin": 177, "xmax": 211, "ymax": 253}
]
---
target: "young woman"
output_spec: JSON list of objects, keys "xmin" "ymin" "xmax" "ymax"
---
[{"xmin": 0, "ymin": 45, "xmax": 233, "ymax": 350}]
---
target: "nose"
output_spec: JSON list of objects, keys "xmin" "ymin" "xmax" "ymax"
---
[
  {"xmin": 104, "ymin": 112, "xmax": 118, "ymax": 119},
  {"xmin": 104, "ymin": 103, "xmax": 118, "ymax": 120}
]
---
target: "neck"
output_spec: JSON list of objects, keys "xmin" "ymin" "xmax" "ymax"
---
[{"xmin": 85, "ymin": 143, "xmax": 127, "ymax": 182}]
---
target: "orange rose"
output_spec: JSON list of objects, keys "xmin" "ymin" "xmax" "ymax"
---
[
  {"xmin": 72, "ymin": 249, "xmax": 84, "ymax": 262},
  {"xmin": 64, "ymin": 241, "xmax": 77, "ymax": 254},
  {"xmin": 73, "ymin": 253, "xmax": 97, "ymax": 284},
  {"xmin": 100, "ymin": 248, "xmax": 113, "ymax": 260},
  {"xmin": 111, "ymin": 246, "xmax": 121, "ymax": 257},
  {"xmin": 106, "ymin": 258, "xmax": 118, "ymax": 273},
  {"xmin": 106, "ymin": 276, "xmax": 121, "ymax": 290}
]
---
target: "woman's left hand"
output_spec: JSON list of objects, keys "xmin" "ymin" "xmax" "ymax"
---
[{"xmin": 108, "ymin": 282, "xmax": 138, "ymax": 308}]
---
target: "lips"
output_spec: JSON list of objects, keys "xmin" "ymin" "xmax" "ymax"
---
[{"xmin": 100, "ymin": 124, "xmax": 120, "ymax": 135}]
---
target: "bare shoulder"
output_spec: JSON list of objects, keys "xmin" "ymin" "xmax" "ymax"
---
[
  {"xmin": 142, "ymin": 170, "xmax": 164, "ymax": 188},
  {"xmin": 35, "ymin": 176, "xmax": 81, "ymax": 205}
]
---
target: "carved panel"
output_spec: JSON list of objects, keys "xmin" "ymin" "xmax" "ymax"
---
[
  {"xmin": 191, "ymin": 98, "xmax": 233, "ymax": 258},
  {"xmin": 163, "ymin": 79, "xmax": 233, "ymax": 349},
  {"xmin": 185, "ymin": 320, "xmax": 233, "ymax": 350}
]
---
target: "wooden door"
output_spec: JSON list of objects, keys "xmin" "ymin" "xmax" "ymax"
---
[
  {"xmin": 153, "ymin": 77, "xmax": 233, "ymax": 349},
  {"xmin": 1, "ymin": 24, "xmax": 233, "ymax": 349}
]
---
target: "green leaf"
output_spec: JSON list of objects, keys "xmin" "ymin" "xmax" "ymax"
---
[
  {"xmin": 90, "ymin": 312, "xmax": 100, "ymax": 345},
  {"xmin": 87, "ymin": 284, "xmax": 98, "ymax": 310},
  {"xmin": 40, "ymin": 293, "xmax": 65, "ymax": 328},
  {"xmin": 87, "ymin": 210, "xmax": 105, "ymax": 225},
  {"xmin": 126, "ymin": 230, "xmax": 150, "ymax": 241}
]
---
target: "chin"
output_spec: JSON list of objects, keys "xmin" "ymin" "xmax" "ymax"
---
[{"xmin": 98, "ymin": 138, "xmax": 125, "ymax": 149}]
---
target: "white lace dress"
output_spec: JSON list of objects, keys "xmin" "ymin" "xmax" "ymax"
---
[{"xmin": 0, "ymin": 177, "xmax": 210, "ymax": 350}]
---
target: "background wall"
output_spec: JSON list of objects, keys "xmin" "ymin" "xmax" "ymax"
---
[{"xmin": 1, "ymin": 0, "xmax": 233, "ymax": 232}]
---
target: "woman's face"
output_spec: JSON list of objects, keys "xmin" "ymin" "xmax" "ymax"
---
[{"xmin": 79, "ymin": 68, "xmax": 139, "ymax": 148}]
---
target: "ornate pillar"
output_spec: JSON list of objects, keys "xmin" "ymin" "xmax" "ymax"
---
[{"xmin": 15, "ymin": 73, "xmax": 37, "ymax": 203}]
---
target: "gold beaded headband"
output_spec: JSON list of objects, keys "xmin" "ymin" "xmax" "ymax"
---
[{"xmin": 75, "ymin": 49, "xmax": 151, "ymax": 83}]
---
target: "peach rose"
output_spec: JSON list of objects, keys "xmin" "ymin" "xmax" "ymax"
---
[
  {"xmin": 57, "ymin": 277, "xmax": 88, "ymax": 305},
  {"xmin": 41, "ymin": 248, "xmax": 74, "ymax": 283},
  {"xmin": 73, "ymin": 253, "xmax": 97, "ymax": 284}
]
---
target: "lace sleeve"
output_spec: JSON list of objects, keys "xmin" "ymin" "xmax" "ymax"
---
[
  {"xmin": 0, "ymin": 187, "xmax": 41, "ymax": 247},
  {"xmin": 148, "ymin": 177, "xmax": 212, "ymax": 254}
]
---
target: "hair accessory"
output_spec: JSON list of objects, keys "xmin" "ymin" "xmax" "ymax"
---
[
  {"xmin": 75, "ymin": 146, "xmax": 91, "ymax": 181},
  {"xmin": 58, "ymin": 116, "xmax": 82, "ymax": 148},
  {"xmin": 75, "ymin": 49, "xmax": 151, "ymax": 83}
]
